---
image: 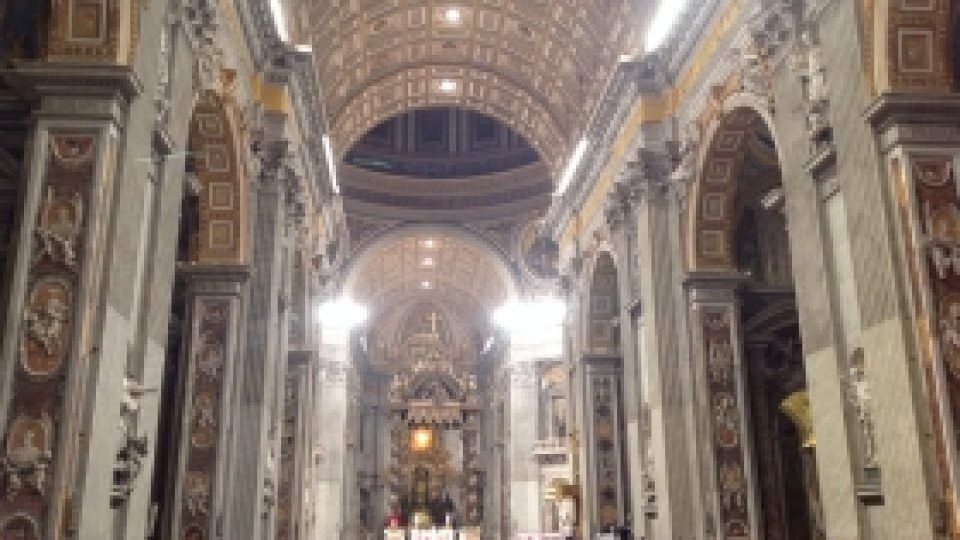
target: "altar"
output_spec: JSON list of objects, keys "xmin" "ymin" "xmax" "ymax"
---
[{"xmin": 384, "ymin": 528, "xmax": 482, "ymax": 540}]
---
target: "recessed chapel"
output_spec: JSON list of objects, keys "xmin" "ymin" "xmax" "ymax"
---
[{"xmin": 0, "ymin": 0, "xmax": 956, "ymax": 539}]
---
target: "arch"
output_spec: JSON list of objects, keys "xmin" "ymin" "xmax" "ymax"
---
[
  {"xmin": 585, "ymin": 251, "xmax": 620, "ymax": 354},
  {"xmin": 332, "ymin": 65, "xmax": 567, "ymax": 179},
  {"xmin": 184, "ymin": 90, "xmax": 248, "ymax": 263},
  {"xmin": 686, "ymin": 100, "xmax": 781, "ymax": 272},
  {"xmin": 341, "ymin": 223, "xmax": 521, "ymax": 303},
  {"xmin": 868, "ymin": 0, "xmax": 953, "ymax": 94}
]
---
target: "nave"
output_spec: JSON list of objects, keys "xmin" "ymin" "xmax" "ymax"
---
[{"xmin": 0, "ymin": 0, "xmax": 956, "ymax": 539}]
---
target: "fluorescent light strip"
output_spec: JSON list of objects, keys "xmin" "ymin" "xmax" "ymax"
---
[
  {"xmin": 322, "ymin": 135, "xmax": 339, "ymax": 194},
  {"xmin": 269, "ymin": 0, "xmax": 289, "ymax": 42},
  {"xmin": 555, "ymin": 138, "xmax": 589, "ymax": 196},
  {"xmin": 646, "ymin": 0, "xmax": 688, "ymax": 52}
]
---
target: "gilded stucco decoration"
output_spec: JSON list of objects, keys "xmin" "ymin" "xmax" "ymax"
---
[{"xmin": 306, "ymin": 0, "xmax": 638, "ymax": 178}]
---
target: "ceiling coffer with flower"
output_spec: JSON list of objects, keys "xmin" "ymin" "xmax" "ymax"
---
[{"xmin": 306, "ymin": 0, "xmax": 639, "ymax": 179}]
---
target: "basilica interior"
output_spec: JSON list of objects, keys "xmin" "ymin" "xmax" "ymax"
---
[{"xmin": 0, "ymin": 0, "xmax": 958, "ymax": 539}]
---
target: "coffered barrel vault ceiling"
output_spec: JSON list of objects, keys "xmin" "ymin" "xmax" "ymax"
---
[{"xmin": 306, "ymin": 0, "xmax": 639, "ymax": 177}]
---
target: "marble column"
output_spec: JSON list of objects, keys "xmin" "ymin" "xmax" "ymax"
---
[
  {"xmin": 315, "ymin": 358, "xmax": 349, "ymax": 538},
  {"xmin": 508, "ymin": 362, "xmax": 540, "ymax": 535},
  {"xmin": 277, "ymin": 351, "xmax": 314, "ymax": 539},
  {"xmin": 632, "ymin": 171, "xmax": 703, "ymax": 540},
  {"xmin": 0, "ymin": 65, "xmax": 141, "ymax": 538},
  {"xmin": 685, "ymin": 275, "xmax": 759, "ymax": 539},
  {"xmin": 222, "ymin": 139, "xmax": 290, "ymax": 539}
]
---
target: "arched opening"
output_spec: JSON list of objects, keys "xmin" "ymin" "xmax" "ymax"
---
[
  {"xmin": 693, "ymin": 106, "xmax": 824, "ymax": 539},
  {"xmin": 587, "ymin": 253, "xmax": 620, "ymax": 355}
]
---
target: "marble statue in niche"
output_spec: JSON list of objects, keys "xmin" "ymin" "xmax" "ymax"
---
[{"xmin": 845, "ymin": 348, "xmax": 878, "ymax": 469}]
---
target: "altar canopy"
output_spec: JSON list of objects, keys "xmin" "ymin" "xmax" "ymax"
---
[{"xmin": 380, "ymin": 306, "xmax": 484, "ymax": 528}]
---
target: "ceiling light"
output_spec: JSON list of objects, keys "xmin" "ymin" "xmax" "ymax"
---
[
  {"xmin": 421, "ymin": 257, "xmax": 435, "ymax": 267},
  {"xmin": 421, "ymin": 280, "xmax": 433, "ymax": 290},
  {"xmin": 493, "ymin": 297, "xmax": 566, "ymax": 331},
  {"xmin": 555, "ymin": 138, "xmax": 589, "ymax": 196},
  {"xmin": 269, "ymin": 0, "xmax": 289, "ymax": 42},
  {"xmin": 438, "ymin": 79, "xmax": 457, "ymax": 93},
  {"xmin": 444, "ymin": 7, "xmax": 462, "ymax": 24},
  {"xmin": 423, "ymin": 239, "xmax": 437, "ymax": 249},
  {"xmin": 318, "ymin": 297, "xmax": 368, "ymax": 329},
  {"xmin": 493, "ymin": 297, "xmax": 566, "ymax": 352},
  {"xmin": 322, "ymin": 134, "xmax": 339, "ymax": 194},
  {"xmin": 646, "ymin": 0, "xmax": 688, "ymax": 52}
]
